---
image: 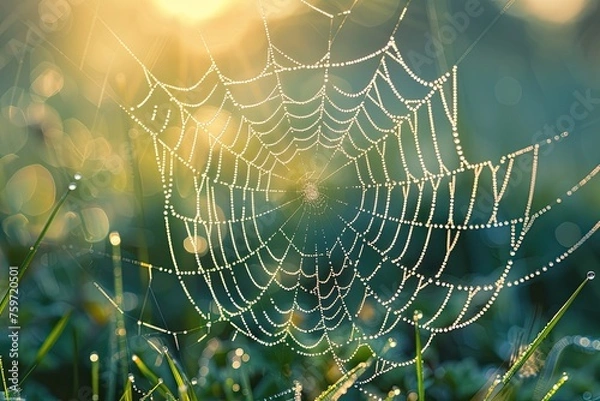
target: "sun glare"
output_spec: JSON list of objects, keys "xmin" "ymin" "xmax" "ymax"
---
[
  {"xmin": 152, "ymin": 0, "xmax": 237, "ymax": 22},
  {"xmin": 522, "ymin": 0, "xmax": 590, "ymax": 24}
]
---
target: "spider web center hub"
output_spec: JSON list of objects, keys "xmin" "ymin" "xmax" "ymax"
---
[{"xmin": 302, "ymin": 181, "xmax": 320, "ymax": 202}]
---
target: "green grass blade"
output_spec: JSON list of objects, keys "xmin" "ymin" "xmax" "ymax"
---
[
  {"xmin": 90, "ymin": 352, "xmax": 100, "ymax": 401},
  {"xmin": 110, "ymin": 232, "xmax": 130, "ymax": 388},
  {"xmin": 132, "ymin": 354, "xmax": 173, "ymax": 398},
  {"xmin": 414, "ymin": 310, "xmax": 425, "ymax": 401},
  {"xmin": 540, "ymin": 372, "xmax": 568, "ymax": 401},
  {"xmin": 140, "ymin": 379, "xmax": 166, "ymax": 400},
  {"xmin": 314, "ymin": 360, "xmax": 369, "ymax": 401},
  {"xmin": 0, "ymin": 181, "xmax": 77, "ymax": 315},
  {"xmin": 131, "ymin": 354, "xmax": 161, "ymax": 384},
  {"xmin": 240, "ymin": 365, "xmax": 254, "ymax": 401},
  {"xmin": 21, "ymin": 309, "xmax": 73, "ymax": 383},
  {"xmin": 481, "ymin": 375, "xmax": 501, "ymax": 401},
  {"xmin": 118, "ymin": 375, "xmax": 133, "ymax": 401},
  {"xmin": 72, "ymin": 329, "xmax": 80, "ymax": 398},
  {"xmin": 165, "ymin": 351, "xmax": 187, "ymax": 400},
  {"xmin": 0, "ymin": 357, "xmax": 9, "ymax": 395},
  {"xmin": 484, "ymin": 272, "xmax": 594, "ymax": 400},
  {"xmin": 164, "ymin": 349, "xmax": 198, "ymax": 401},
  {"xmin": 223, "ymin": 378, "xmax": 236, "ymax": 401}
]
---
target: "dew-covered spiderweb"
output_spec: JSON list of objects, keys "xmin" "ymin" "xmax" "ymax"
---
[{"xmin": 96, "ymin": 0, "xmax": 598, "ymax": 397}]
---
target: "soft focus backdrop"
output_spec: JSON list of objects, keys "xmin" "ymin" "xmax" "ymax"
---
[{"xmin": 1, "ymin": 0, "xmax": 599, "ymax": 400}]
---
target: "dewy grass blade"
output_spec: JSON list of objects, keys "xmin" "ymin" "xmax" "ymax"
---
[
  {"xmin": 223, "ymin": 378, "xmax": 236, "ymax": 401},
  {"xmin": 72, "ymin": 329, "xmax": 80, "ymax": 397},
  {"xmin": 90, "ymin": 352, "xmax": 99, "ymax": 401},
  {"xmin": 414, "ymin": 310, "xmax": 425, "ymax": 401},
  {"xmin": 118, "ymin": 375, "xmax": 133, "ymax": 401},
  {"xmin": 314, "ymin": 360, "xmax": 369, "ymax": 401},
  {"xmin": 540, "ymin": 372, "xmax": 568, "ymax": 401},
  {"xmin": 140, "ymin": 379, "xmax": 165, "ymax": 401},
  {"xmin": 0, "ymin": 357, "xmax": 9, "ymax": 395},
  {"xmin": 132, "ymin": 354, "xmax": 173, "ymax": 399},
  {"xmin": 484, "ymin": 271, "xmax": 595, "ymax": 400},
  {"xmin": 164, "ymin": 349, "xmax": 198, "ymax": 401},
  {"xmin": 0, "ymin": 177, "xmax": 79, "ymax": 315},
  {"xmin": 21, "ymin": 309, "xmax": 73, "ymax": 383},
  {"xmin": 481, "ymin": 375, "xmax": 502, "ymax": 401},
  {"xmin": 241, "ymin": 367, "xmax": 254, "ymax": 401},
  {"xmin": 107, "ymin": 231, "xmax": 130, "ymax": 400}
]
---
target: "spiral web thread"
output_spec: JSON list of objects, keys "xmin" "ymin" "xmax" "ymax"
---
[{"xmin": 99, "ymin": 0, "xmax": 599, "ymax": 395}]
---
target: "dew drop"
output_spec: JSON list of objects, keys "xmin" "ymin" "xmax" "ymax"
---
[
  {"xmin": 109, "ymin": 232, "xmax": 121, "ymax": 246},
  {"xmin": 74, "ymin": 172, "xmax": 82, "ymax": 180},
  {"xmin": 413, "ymin": 310, "xmax": 423, "ymax": 321},
  {"xmin": 587, "ymin": 271, "xmax": 595, "ymax": 280},
  {"xmin": 68, "ymin": 182, "xmax": 77, "ymax": 191}
]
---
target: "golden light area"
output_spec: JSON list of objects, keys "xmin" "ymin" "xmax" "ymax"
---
[
  {"xmin": 149, "ymin": 0, "xmax": 301, "ymax": 25},
  {"xmin": 31, "ymin": 62, "xmax": 64, "ymax": 98},
  {"xmin": 39, "ymin": 0, "xmax": 73, "ymax": 30},
  {"xmin": 515, "ymin": 0, "xmax": 590, "ymax": 24},
  {"xmin": 151, "ymin": 0, "xmax": 239, "ymax": 23},
  {"xmin": 183, "ymin": 235, "xmax": 208, "ymax": 255},
  {"xmin": 117, "ymin": 0, "xmax": 304, "ymax": 57},
  {"xmin": 2, "ymin": 214, "xmax": 32, "ymax": 245},
  {"xmin": 193, "ymin": 106, "xmax": 239, "ymax": 151},
  {"xmin": 80, "ymin": 208, "xmax": 110, "ymax": 243},
  {"xmin": 4, "ymin": 164, "xmax": 56, "ymax": 216}
]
